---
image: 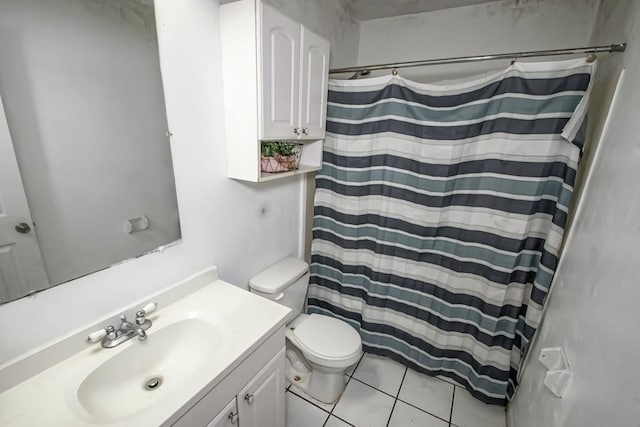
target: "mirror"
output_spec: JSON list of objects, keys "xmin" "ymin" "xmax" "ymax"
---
[{"xmin": 0, "ymin": 0, "xmax": 180, "ymax": 303}]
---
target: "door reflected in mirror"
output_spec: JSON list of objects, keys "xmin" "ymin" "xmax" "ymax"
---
[{"xmin": 0, "ymin": 0, "xmax": 181, "ymax": 303}]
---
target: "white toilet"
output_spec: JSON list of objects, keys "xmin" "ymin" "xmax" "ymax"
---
[{"xmin": 249, "ymin": 257, "xmax": 362, "ymax": 403}]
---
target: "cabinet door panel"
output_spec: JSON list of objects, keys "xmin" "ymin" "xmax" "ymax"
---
[
  {"xmin": 259, "ymin": 3, "xmax": 300, "ymax": 139},
  {"xmin": 238, "ymin": 349, "xmax": 285, "ymax": 427},
  {"xmin": 299, "ymin": 27, "xmax": 330, "ymax": 140},
  {"xmin": 207, "ymin": 398, "xmax": 238, "ymax": 427}
]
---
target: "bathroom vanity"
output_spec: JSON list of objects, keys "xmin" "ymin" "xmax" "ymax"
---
[{"xmin": 0, "ymin": 267, "xmax": 290, "ymax": 426}]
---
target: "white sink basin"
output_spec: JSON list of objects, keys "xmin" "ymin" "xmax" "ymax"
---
[
  {"xmin": 77, "ymin": 319, "xmax": 225, "ymax": 422},
  {"xmin": 0, "ymin": 272, "xmax": 290, "ymax": 427}
]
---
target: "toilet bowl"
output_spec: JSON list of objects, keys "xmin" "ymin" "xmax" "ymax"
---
[
  {"xmin": 286, "ymin": 313, "xmax": 361, "ymax": 402},
  {"xmin": 249, "ymin": 257, "xmax": 362, "ymax": 403}
]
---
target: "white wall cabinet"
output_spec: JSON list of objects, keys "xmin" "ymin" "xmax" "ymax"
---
[
  {"xmin": 220, "ymin": 0, "xmax": 330, "ymax": 182},
  {"xmin": 259, "ymin": 3, "xmax": 330, "ymax": 141}
]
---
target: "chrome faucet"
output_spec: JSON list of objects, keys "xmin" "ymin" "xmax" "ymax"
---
[{"xmin": 86, "ymin": 302, "xmax": 157, "ymax": 348}]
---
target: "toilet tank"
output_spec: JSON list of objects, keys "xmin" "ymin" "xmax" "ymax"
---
[{"xmin": 249, "ymin": 257, "xmax": 309, "ymax": 321}]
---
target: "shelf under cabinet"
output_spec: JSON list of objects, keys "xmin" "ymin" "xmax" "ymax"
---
[{"xmin": 259, "ymin": 164, "xmax": 321, "ymax": 182}]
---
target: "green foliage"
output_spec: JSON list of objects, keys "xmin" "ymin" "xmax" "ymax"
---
[{"xmin": 261, "ymin": 141, "xmax": 298, "ymax": 157}]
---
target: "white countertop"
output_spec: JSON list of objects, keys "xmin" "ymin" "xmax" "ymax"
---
[{"xmin": 0, "ymin": 276, "xmax": 290, "ymax": 426}]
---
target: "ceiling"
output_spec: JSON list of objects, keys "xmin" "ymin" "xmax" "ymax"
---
[{"xmin": 343, "ymin": 0, "xmax": 498, "ymax": 21}]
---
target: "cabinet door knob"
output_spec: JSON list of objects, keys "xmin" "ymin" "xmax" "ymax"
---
[
  {"xmin": 293, "ymin": 127, "xmax": 300, "ymax": 135},
  {"xmin": 228, "ymin": 411, "xmax": 239, "ymax": 424},
  {"xmin": 302, "ymin": 128, "xmax": 309, "ymax": 135},
  {"xmin": 244, "ymin": 393, "xmax": 255, "ymax": 404}
]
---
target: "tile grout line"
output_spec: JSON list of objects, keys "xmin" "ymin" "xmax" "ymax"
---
[
  {"xmin": 346, "ymin": 358, "xmax": 455, "ymax": 426},
  {"xmin": 289, "ymin": 389, "xmax": 334, "ymax": 416},
  {"xmin": 286, "ymin": 389, "xmax": 335, "ymax": 427},
  {"xmin": 321, "ymin": 410, "xmax": 331, "ymax": 427},
  {"xmin": 348, "ymin": 373, "xmax": 453, "ymax": 425},
  {"xmin": 385, "ymin": 366, "xmax": 408, "ymax": 427},
  {"xmin": 348, "ymin": 362, "xmax": 455, "ymax": 403},
  {"xmin": 329, "ymin": 413, "xmax": 357, "ymax": 427},
  {"xmin": 285, "ymin": 392, "xmax": 330, "ymax": 427},
  {"xmin": 325, "ymin": 353, "xmax": 462, "ymax": 427},
  {"xmin": 349, "ymin": 376, "xmax": 398, "ymax": 399},
  {"xmin": 449, "ymin": 384, "xmax": 456, "ymax": 425},
  {"xmin": 394, "ymin": 393, "xmax": 455, "ymax": 424}
]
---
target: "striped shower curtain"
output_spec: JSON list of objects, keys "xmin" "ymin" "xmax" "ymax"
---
[{"xmin": 307, "ymin": 58, "xmax": 594, "ymax": 405}]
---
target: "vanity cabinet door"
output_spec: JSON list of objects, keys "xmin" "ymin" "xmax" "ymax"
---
[
  {"xmin": 259, "ymin": 2, "xmax": 301, "ymax": 140},
  {"xmin": 207, "ymin": 398, "xmax": 238, "ymax": 427},
  {"xmin": 237, "ymin": 349, "xmax": 285, "ymax": 427},
  {"xmin": 298, "ymin": 26, "xmax": 330, "ymax": 140}
]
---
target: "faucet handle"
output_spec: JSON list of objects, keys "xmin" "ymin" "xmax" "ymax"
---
[
  {"xmin": 86, "ymin": 328, "xmax": 107, "ymax": 343},
  {"xmin": 136, "ymin": 302, "xmax": 157, "ymax": 326},
  {"xmin": 87, "ymin": 325, "xmax": 117, "ymax": 344},
  {"xmin": 140, "ymin": 302, "xmax": 157, "ymax": 315},
  {"xmin": 106, "ymin": 325, "xmax": 116, "ymax": 339}
]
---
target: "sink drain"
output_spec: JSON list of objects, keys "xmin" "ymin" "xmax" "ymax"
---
[{"xmin": 143, "ymin": 376, "xmax": 164, "ymax": 391}]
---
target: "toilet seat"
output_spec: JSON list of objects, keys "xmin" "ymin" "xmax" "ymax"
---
[{"xmin": 287, "ymin": 314, "xmax": 362, "ymax": 369}]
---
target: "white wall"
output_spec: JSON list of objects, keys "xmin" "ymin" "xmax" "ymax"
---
[
  {"xmin": 356, "ymin": 0, "xmax": 599, "ymax": 82},
  {"xmin": 568, "ymin": 0, "xmax": 632, "ymax": 222},
  {"xmin": 0, "ymin": 0, "xmax": 358, "ymax": 364},
  {"xmin": 509, "ymin": 1, "xmax": 640, "ymax": 426},
  {"xmin": 0, "ymin": 0, "xmax": 180, "ymax": 287}
]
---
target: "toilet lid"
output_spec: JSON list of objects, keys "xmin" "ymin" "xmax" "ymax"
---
[{"xmin": 291, "ymin": 314, "xmax": 361, "ymax": 360}]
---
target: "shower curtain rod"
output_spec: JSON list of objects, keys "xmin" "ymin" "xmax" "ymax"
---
[{"xmin": 328, "ymin": 43, "xmax": 627, "ymax": 75}]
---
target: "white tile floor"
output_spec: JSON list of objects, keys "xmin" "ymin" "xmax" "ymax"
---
[{"xmin": 286, "ymin": 353, "xmax": 506, "ymax": 427}]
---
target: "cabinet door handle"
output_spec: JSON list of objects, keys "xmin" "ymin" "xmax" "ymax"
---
[
  {"xmin": 293, "ymin": 127, "xmax": 300, "ymax": 135},
  {"xmin": 228, "ymin": 411, "xmax": 239, "ymax": 424},
  {"xmin": 302, "ymin": 128, "xmax": 309, "ymax": 135},
  {"xmin": 244, "ymin": 393, "xmax": 255, "ymax": 404}
]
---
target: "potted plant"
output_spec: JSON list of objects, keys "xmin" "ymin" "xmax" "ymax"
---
[{"xmin": 261, "ymin": 141, "xmax": 302, "ymax": 173}]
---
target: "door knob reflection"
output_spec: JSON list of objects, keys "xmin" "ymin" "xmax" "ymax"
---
[{"xmin": 15, "ymin": 222, "xmax": 31, "ymax": 234}]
